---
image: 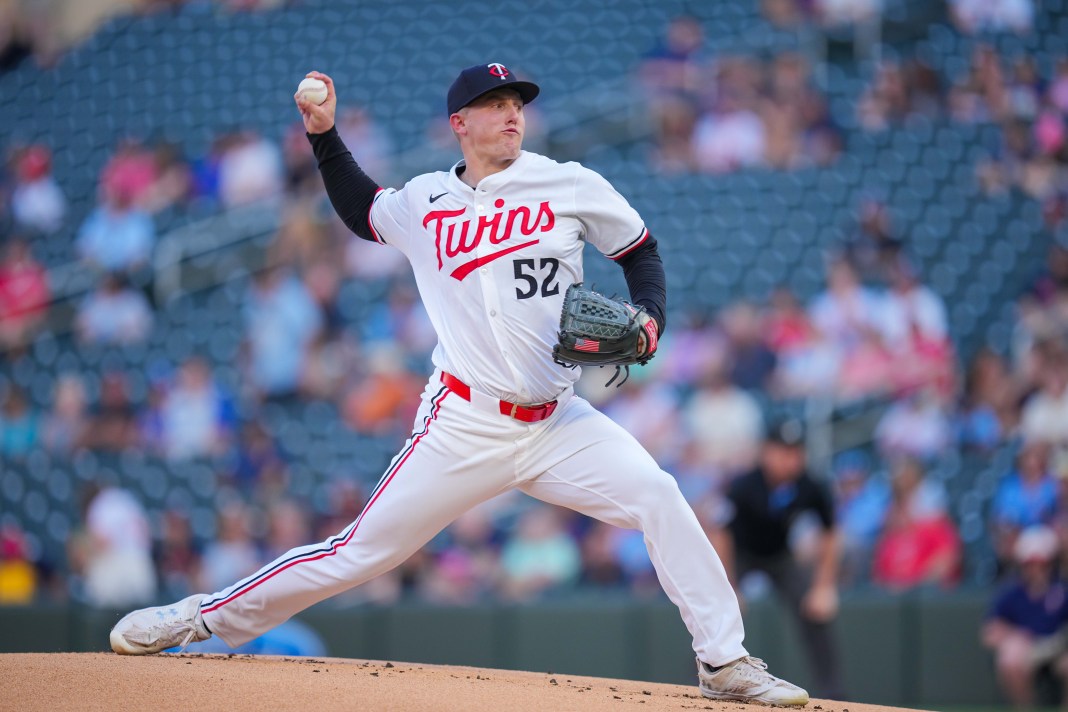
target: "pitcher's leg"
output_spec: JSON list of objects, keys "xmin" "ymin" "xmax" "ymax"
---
[
  {"xmin": 519, "ymin": 398, "xmax": 746, "ymax": 666},
  {"xmin": 202, "ymin": 387, "xmax": 513, "ymax": 646}
]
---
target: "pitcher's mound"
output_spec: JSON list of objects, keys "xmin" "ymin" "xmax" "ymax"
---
[{"xmin": 0, "ymin": 653, "xmax": 918, "ymax": 712}]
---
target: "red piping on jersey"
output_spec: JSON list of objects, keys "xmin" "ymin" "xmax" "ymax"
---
[
  {"xmin": 200, "ymin": 388, "xmax": 450, "ymax": 615},
  {"xmin": 449, "ymin": 239, "xmax": 540, "ymax": 281},
  {"xmin": 609, "ymin": 228, "xmax": 649, "ymax": 260},
  {"xmin": 368, "ymin": 188, "xmax": 386, "ymax": 244}
]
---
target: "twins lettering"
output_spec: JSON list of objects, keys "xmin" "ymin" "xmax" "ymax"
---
[{"xmin": 423, "ymin": 199, "xmax": 555, "ymax": 281}]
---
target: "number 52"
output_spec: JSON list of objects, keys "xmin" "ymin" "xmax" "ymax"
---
[{"xmin": 513, "ymin": 258, "xmax": 560, "ymax": 300}]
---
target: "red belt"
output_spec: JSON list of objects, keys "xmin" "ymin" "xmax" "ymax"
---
[{"xmin": 440, "ymin": 372, "xmax": 558, "ymax": 423}]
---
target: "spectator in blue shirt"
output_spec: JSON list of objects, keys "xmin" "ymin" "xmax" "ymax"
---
[
  {"xmin": 75, "ymin": 184, "xmax": 154, "ymax": 275},
  {"xmin": 992, "ymin": 441, "xmax": 1059, "ymax": 568},
  {"xmin": 243, "ymin": 266, "xmax": 323, "ymax": 400},
  {"xmin": 983, "ymin": 526, "xmax": 1068, "ymax": 709},
  {"xmin": 832, "ymin": 450, "xmax": 891, "ymax": 586}
]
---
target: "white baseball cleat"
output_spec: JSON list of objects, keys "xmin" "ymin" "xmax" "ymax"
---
[
  {"xmin": 697, "ymin": 656, "xmax": 810, "ymax": 706},
  {"xmin": 110, "ymin": 594, "xmax": 213, "ymax": 655}
]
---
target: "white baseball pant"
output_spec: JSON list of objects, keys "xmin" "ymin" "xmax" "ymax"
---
[{"xmin": 200, "ymin": 370, "xmax": 748, "ymax": 666}]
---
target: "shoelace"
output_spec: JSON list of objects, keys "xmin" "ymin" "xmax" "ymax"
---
[
  {"xmin": 730, "ymin": 657, "xmax": 774, "ymax": 683},
  {"xmin": 141, "ymin": 616, "xmax": 200, "ymax": 653},
  {"xmin": 176, "ymin": 627, "xmax": 198, "ymax": 653}
]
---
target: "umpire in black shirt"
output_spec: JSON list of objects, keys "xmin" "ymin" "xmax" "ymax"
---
[{"xmin": 718, "ymin": 418, "xmax": 844, "ymax": 699}]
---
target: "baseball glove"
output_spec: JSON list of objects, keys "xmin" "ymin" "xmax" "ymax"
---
[{"xmin": 552, "ymin": 282, "xmax": 659, "ymax": 386}]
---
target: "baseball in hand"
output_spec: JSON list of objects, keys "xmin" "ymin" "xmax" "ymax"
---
[{"xmin": 297, "ymin": 77, "xmax": 328, "ymax": 105}]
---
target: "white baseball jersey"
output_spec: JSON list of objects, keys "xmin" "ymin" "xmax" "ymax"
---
[{"xmin": 367, "ymin": 150, "xmax": 650, "ymax": 405}]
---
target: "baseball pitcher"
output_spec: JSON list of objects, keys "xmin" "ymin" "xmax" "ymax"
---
[{"xmin": 110, "ymin": 62, "xmax": 809, "ymax": 706}]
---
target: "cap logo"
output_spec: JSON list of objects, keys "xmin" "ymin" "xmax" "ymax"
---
[{"xmin": 487, "ymin": 63, "xmax": 509, "ymax": 79}]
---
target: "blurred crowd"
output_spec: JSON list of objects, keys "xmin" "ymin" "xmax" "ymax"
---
[
  {"xmin": 638, "ymin": 16, "xmax": 843, "ymax": 174},
  {"xmin": 856, "ymin": 39, "xmax": 1068, "ymax": 238},
  {"xmin": 0, "ymin": 0, "xmax": 298, "ymax": 77},
  {"xmin": 0, "ymin": 92, "xmax": 422, "ymax": 606},
  {"xmin": 761, "ymin": 0, "xmax": 1034, "ymax": 35},
  {"xmin": 3, "ymin": 143, "xmax": 1067, "ymax": 612},
  {"xmin": 639, "ymin": 2, "xmax": 1049, "ymax": 178},
  {"xmin": 1, "ymin": 8, "xmax": 1068, "ymax": 638}
]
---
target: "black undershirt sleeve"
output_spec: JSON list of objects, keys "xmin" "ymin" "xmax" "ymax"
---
[
  {"xmin": 306, "ymin": 126, "xmax": 382, "ymax": 243},
  {"xmin": 616, "ymin": 235, "xmax": 667, "ymax": 335}
]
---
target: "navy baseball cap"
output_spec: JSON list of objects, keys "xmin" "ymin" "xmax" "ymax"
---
[{"xmin": 447, "ymin": 62, "xmax": 540, "ymax": 115}]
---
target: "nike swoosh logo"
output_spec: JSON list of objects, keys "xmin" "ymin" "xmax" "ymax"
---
[
  {"xmin": 429, "ymin": 192, "xmax": 448, "ymax": 203},
  {"xmin": 450, "ymin": 239, "xmax": 540, "ymax": 281}
]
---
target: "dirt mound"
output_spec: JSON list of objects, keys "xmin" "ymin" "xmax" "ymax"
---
[{"xmin": 0, "ymin": 653, "xmax": 917, "ymax": 712}]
